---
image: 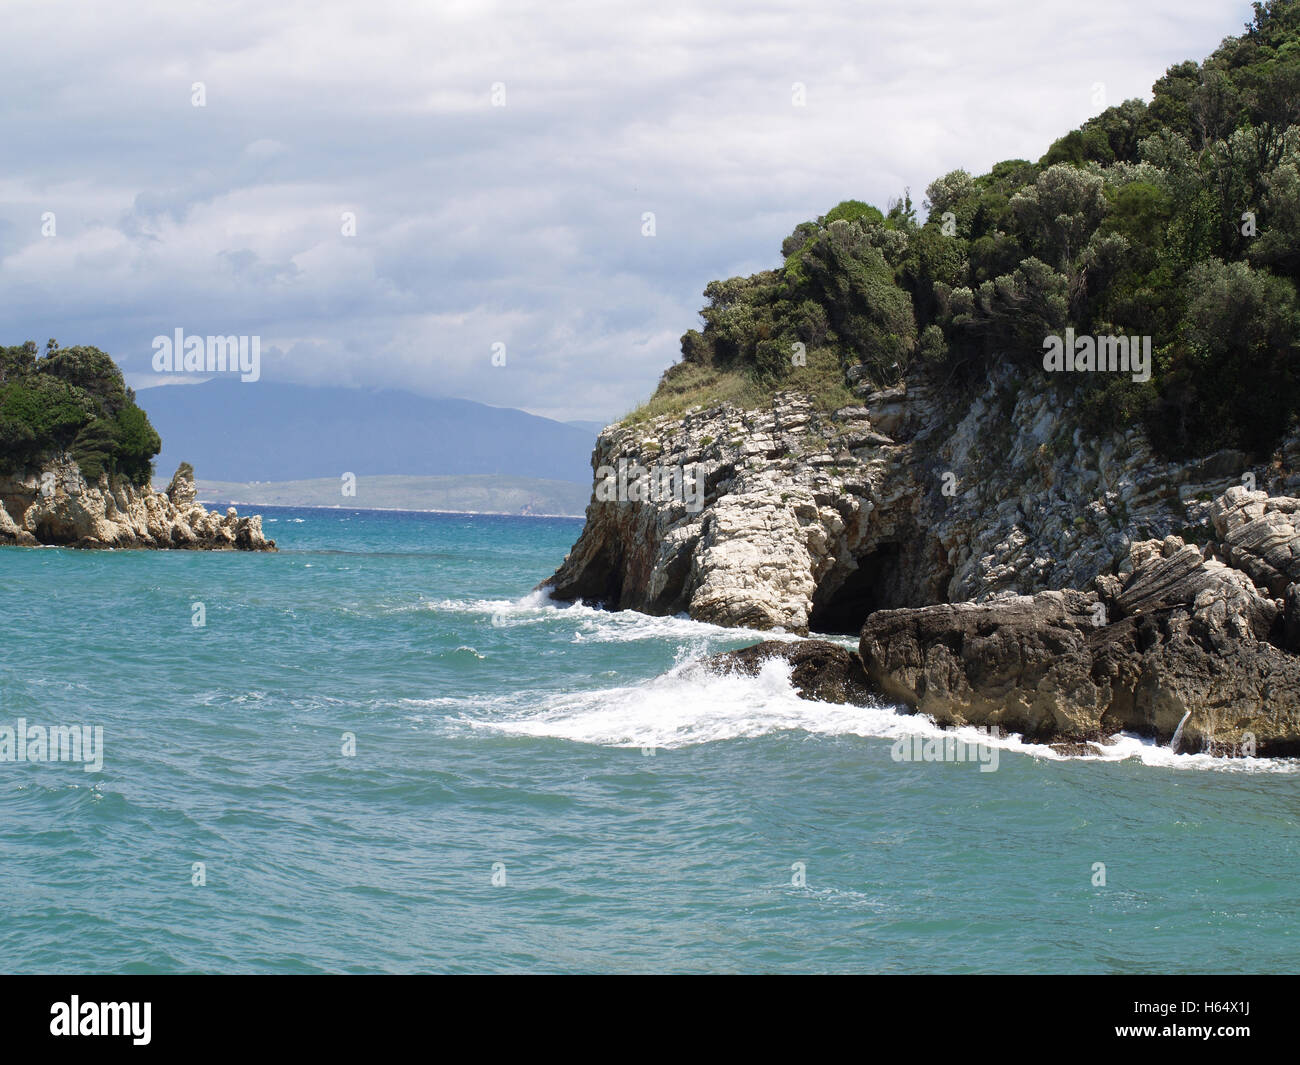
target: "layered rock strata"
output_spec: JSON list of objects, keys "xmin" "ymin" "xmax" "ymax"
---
[
  {"xmin": 544, "ymin": 367, "xmax": 1289, "ymax": 636},
  {"xmin": 0, "ymin": 458, "xmax": 274, "ymax": 551}
]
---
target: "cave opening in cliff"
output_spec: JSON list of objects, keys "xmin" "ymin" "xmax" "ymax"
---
[
  {"xmin": 33, "ymin": 516, "xmax": 67, "ymax": 544},
  {"xmin": 809, "ymin": 543, "xmax": 904, "ymax": 635}
]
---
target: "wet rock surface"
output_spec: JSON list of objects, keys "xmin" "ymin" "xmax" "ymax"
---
[
  {"xmin": 860, "ymin": 527, "xmax": 1300, "ymax": 755},
  {"xmin": 704, "ymin": 639, "xmax": 875, "ymax": 705}
]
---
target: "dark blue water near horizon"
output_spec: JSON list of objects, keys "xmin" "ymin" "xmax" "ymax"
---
[{"xmin": 2, "ymin": 505, "xmax": 1296, "ymax": 973}]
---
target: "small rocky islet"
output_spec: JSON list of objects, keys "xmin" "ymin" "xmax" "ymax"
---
[
  {"xmin": 0, "ymin": 458, "xmax": 274, "ymax": 551},
  {"xmin": 0, "ymin": 341, "xmax": 272, "ymax": 552}
]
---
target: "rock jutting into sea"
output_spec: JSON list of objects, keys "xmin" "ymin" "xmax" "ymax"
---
[
  {"xmin": 0, "ymin": 458, "xmax": 275, "ymax": 551},
  {"xmin": 544, "ymin": 367, "xmax": 1300, "ymax": 634},
  {"xmin": 542, "ymin": 365, "xmax": 1300, "ymax": 756},
  {"xmin": 689, "ymin": 487, "xmax": 1300, "ymax": 756}
]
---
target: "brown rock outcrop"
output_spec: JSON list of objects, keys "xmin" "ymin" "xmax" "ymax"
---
[
  {"xmin": 704, "ymin": 639, "xmax": 875, "ymax": 705},
  {"xmin": 859, "ymin": 527, "xmax": 1300, "ymax": 755}
]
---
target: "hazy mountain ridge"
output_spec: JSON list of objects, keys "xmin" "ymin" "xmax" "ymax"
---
[{"xmin": 139, "ymin": 380, "xmax": 599, "ymax": 483}]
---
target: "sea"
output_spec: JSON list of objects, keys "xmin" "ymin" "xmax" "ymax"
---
[{"xmin": 1, "ymin": 505, "xmax": 1297, "ymax": 973}]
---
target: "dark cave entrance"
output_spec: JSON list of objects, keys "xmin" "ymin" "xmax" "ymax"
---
[
  {"xmin": 808, "ymin": 543, "xmax": 904, "ymax": 635},
  {"xmin": 33, "ymin": 516, "xmax": 68, "ymax": 545}
]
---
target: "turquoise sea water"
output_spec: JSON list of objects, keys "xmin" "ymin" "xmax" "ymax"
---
[{"xmin": 1, "ymin": 505, "xmax": 1297, "ymax": 974}]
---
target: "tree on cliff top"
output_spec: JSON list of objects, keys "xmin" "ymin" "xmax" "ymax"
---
[
  {"xmin": 0, "ymin": 343, "xmax": 161, "ymax": 485},
  {"xmin": 649, "ymin": 0, "xmax": 1300, "ymax": 460}
]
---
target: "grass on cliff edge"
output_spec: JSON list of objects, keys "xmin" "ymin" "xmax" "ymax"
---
[{"xmin": 621, "ymin": 346, "xmax": 859, "ymax": 428}]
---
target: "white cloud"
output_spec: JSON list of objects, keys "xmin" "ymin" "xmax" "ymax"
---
[{"xmin": 0, "ymin": 0, "xmax": 1255, "ymax": 420}]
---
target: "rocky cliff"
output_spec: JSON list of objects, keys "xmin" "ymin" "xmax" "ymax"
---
[
  {"xmin": 544, "ymin": 365, "xmax": 1296, "ymax": 635},
  {"xmin": 857, "ymin": 488, "xmax": 1300, "ymax": 756},
  {"xmin": 0, "ymin": 457, "xmax": 275, "ymax": 551},
  {"xmin": 542, "ymin": 365, "xmax": 1300, "ymax": 755}
]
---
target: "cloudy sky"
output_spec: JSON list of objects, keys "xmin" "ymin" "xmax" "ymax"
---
[{"xmin": 0, "ymin": 0, "xmax": 1254, "ymax": 422}]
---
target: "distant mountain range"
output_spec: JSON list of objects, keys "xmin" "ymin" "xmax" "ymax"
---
[{"xmin": 137, "ymin": 380, "xmax": 604, "ymax": 484}]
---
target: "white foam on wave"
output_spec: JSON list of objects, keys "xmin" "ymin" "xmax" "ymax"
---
[
  {"xmin": 425, "ymin": 590, "xmax": 855, "ymax": 648},
  {"xmin": 456, "ymin": 657, "xmax": 901, "ymax": 748},
  {"xmin": 441, "ymin": 660, "xmax": 1296, "ymax": 773},
  {"xmin": 1074, "ymin": 732, "xmax": 1297, "ymax": 772},
  {"xmin": 451, "ymin": 656, "xmax": 1011, "ymax": 753},
  {"xmin": 409, "ymin": 594, "xmax": 1296, "ymax": 772},
  {"xmin": 421, "ymin": 588, "xmax": 556, "ymax": 622}
]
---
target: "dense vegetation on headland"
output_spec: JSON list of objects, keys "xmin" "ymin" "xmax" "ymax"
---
[
  {"xmin": 0, "ymin": 341, "xmax": 161, "ymax": 485},
  {"xmin": 642, "ymin": 1, "xmax": 1300, "ymax": 459}
]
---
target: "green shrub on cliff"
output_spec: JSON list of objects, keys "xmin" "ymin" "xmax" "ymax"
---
[
  {"xmin": 0, "ymin": 342, "xmax": 161, "ymax": 485},
  {"xmin": 639, "ymin": 0, "xmax": 1300, "ymax": 461}
]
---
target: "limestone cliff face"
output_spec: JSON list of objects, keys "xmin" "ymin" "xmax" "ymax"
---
[
  {"xmin": 858, "ymin": 491, "xmax": 1300, "ymax": 756},
  {"xmin": 0, "ymin": 456, "xmax": 275, "ymax": 551},
  {"xmin": 544, "ymin": 366, "xmax": 1292, "ymax": 635}
]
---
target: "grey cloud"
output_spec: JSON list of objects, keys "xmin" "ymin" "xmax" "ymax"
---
[{"xmin": 0, "ymin": 0, "xmax": 1254, "ymax": 420}]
